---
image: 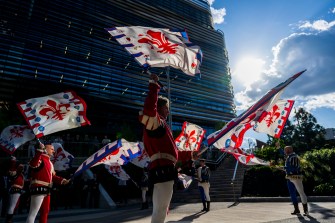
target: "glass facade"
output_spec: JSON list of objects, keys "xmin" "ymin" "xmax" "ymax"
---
[{"xmin": 0, "ymin": 0, "xmax": 235, "ymax": 136}]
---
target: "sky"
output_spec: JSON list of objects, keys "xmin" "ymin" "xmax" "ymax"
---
[{"xmin": 207, "ymin": 0, "xmax": 335, "ymax": 145}]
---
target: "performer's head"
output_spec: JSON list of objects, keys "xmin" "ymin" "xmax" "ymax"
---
[
  {"xmin": 17, "ymin": 164, "xmax": 24, "ymax": 173},
  {"xmin": 284, "ymin": 146, "xmax": 294, "ymax": 155},
  {"xmin": 157, "ymin": 96, "xmax": 169, "ymax": 120},
  {"xmin": 45, "ymin": 143, "xmax": 55, "ymax": 157},
  {"xmin": 199, "ymin": 158, "xmax": 206, "ymax": 166}
]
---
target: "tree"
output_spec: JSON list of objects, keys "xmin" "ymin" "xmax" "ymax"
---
[
  {"xmin": 292, "ymin": 108, "xmax": 325, "ymax": 152},
  {"xmin": 267, "ymin": 119, "xmax": 295, "ymax": 147}
]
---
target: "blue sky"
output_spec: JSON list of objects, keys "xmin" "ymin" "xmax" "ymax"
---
[{"xmin": 208, "ymin": 0, "xmax": 335, "ymax": 144}]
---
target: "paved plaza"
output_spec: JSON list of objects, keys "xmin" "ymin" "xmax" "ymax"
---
[{"xmin": 1, "ymin": 201, "xmax": 334, "ymax": 223}]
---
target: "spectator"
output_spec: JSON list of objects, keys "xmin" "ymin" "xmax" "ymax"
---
[
  {"xmin": 140, "ymin": 169, "xmax": 149, "ymax": 210},
  {"xmin": 101, "ymin": 136, "xmax": 111, "ymax": 146},
  {"xmin": 88, "ymin": 174, "xmax": 100, "ymax": 208},
  {"xmin": 118, "ymin": 179, "xmax": 128, "ymax": 205},
  {"xmin": 80, "ymin": 174, "xmax": 89, "ymax": 208}
]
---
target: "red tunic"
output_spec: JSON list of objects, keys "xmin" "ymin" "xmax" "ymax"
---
[
  {"xmin": 29, "ymin": 150, "xmax": 64, "ymax": 188},
  {"xmin": 8, "ymin": 160, "xmax": 24, "ymax": 190},
  {"xmin": 139, "ymin": 82, "xmax": 178, "ymax": 169}
]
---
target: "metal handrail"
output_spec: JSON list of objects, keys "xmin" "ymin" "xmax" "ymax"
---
[{"xmin": 205, "ymin": 151, "xmax": 227, "ymax": 167}]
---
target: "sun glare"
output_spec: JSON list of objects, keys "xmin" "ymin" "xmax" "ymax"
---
[{"xmin": 233, "ymin": 57, "xmax": 265, "ymax": 86}]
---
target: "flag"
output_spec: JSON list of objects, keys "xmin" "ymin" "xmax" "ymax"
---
[
  {"xmin": 207, "ymin": 70, "xmax": 306, "ymax": 149},
  {"xmin": 253, "ymin": 100, "xmax": 294, "ymax": 138},
  {"xmin": 0, "ymin": 125, "xmax": 35, "ymax": 154},
  {"xmin": 176, "ymin": 173, "xmax": 193, "ymax": 190},
  {"xmin": 51, "ymin": 143, "xmax": 74, "ymax": 171},
  {"xmin": 130, "ymin": 142, "xmax": 151, "ymax": 168},
  {"xmin": 73, "ymin": 139, "xmax": 141, "ymax": 177},
  {"xmin": 221, "ymin": 147, "xmax": 269, "ymax": 166},
  {"xmin": 106, "ymin": 26, "xmax": 202, "ymax": 76},
  {"xmin": 17, "ymin": 91, "xmax": 90, "ymax": 138},
  {"xmin": 105, "ymin": 164, "xmax": 130, "ymax": 181},
  {"xmin": 175, "ymin": 122, "xmax": 206, "ymax": 151}
]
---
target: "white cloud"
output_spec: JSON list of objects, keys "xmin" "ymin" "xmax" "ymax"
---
[
  {"xmin": 234, "ymin": 90, "xmax": 254, "ymax": 111},
  {"xmin": 332, "ymin": 8, "xmax": 335, "ymax": 14},
  {"xmin": 234, "ymin": 19, "xmax": 335, "ymax": 114},
  {"xmin": 298, "ymin": 20, "xmax": 335, "ymax": 31},
  {"xmin": 210, "ymin": 7, "xmax": 226, "ymax": 24},
  {"xmin": 296, "ymin": 93, "xmax": 335, "ymax": 111},
  {"xmin": 207, "ymin": 0, "xmax": 215, "ymax": 6}
]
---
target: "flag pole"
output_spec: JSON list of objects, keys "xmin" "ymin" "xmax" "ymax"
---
[{"xmin": 166, "ymin": 67, "xmax": 172, "ymax": 129}]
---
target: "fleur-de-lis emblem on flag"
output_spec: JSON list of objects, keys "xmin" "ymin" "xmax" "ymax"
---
[
  {"xmin": 265, "ymin": 105, "xmax": 281, "ymax": 127},
  {"xmin": 39, "ymin": 100, "xmax": 71, "ymax": 120},
  {"xmin": 9, "ymin": 126, "xmax": 28, "ymax": 140},
  {"xmin": 138, "ymin": 30, "xmax": 179, "ymax": 54},
  {"xmin": 184, "ymin": 130, "xmax": 197, "ymax": 149}
]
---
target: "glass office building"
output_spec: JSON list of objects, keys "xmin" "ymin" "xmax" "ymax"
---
[{"xmin": 0, "ymin": 0, "xmax": 235, "ymax": 137}]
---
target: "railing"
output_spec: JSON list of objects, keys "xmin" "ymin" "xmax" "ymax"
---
[{"xmin": 204, "ymin": 149, "xmax": 227, "ymax": 169}]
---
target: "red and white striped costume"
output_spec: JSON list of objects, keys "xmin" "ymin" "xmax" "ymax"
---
[{"xmin": 26, "ymin": 148, "xmax": 65, "ymax": 223}]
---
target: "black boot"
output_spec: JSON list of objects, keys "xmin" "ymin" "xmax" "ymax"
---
[
  {"xmin": 143, "ymin": 201, "xmax": 149, "ymax": 209},
  {"xmin": 303, "ymin": 203, "xmax": 309, "ymax": 216},
  {"xmin": 140, "ymin": 202, "xmax": 149, "ymax": 210},
  {"xmin": 291, "ymin": 203, "xmax": 300, "ymax": 215},
  {"xmin": 5, "ymin": 214, "xmax": 14, "ymax": 223},
  {"xmin": 201, "ymin": 201, "xmax": 206, "ymax": 212},
  {"xmin": 206, "ymin": 201, "xmax": 210, "ymax": 212}
]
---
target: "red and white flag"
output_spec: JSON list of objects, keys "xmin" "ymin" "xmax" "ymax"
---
[
  {"xmin": 130, "ymin": 142, "xmax": 150, "ymax": 168},
  {"xmin": 0, "ymin": 125, "xmax": 35, "ymax": 154},
  {"xmin": 74, "ymin": 139, "xmax": 142, "ymax": 177},
  {"xmin": 221, "ymin": 147, "xmax": 269, "ymax": 166},
  {"xmin": 17, "ymin": 91, "xmax": 90, "ymax": 138},
  {"xmin": 254, "ymin": 100, "xmax": 294, "ymax": 138},
  {"xmin": 105, "ymin": 164, "xmax": 130, "ymax": 181},
  {"xmin": 51, "ymin": 143, "xmax": 74, "ymax": 171},
  {"xmin": 207, "ymin": 70, "xmax": 305, "ymax": 150},
  {"xmin": 175, "ymin": 122, "xmax": 205, "ymax": 151},
  {"xmin": 106, "ymin": 26, "xmax": 202, "ymax": 76}
]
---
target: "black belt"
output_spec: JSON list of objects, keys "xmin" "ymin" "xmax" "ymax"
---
[
  {"xmin": 9, "ymin": 187, "xmax": 22, "ymax": 194},
  {"xmin": 30, "ymin": 186, "xmax": 51, "ymax": 195},
  {"xmin": 149, "ymin": 165, "xmax": 178, "ymax": 185}
]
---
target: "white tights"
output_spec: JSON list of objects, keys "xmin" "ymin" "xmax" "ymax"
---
[
  {"xmin": 26, "ymin": 194, "xmax": 47, "ymax": 223},
  {"xmin": 151, "ymin": 180, "xmax": 174, "ymax": 223},
  {"xmin": 7, "ymin": 193, "xmax": 21, "ymax": 215},
  {"xmin": 141, "ymin": 189, "xmax": 147, "ymax": 202},
  {"xmin": 290, "ymin": 178, "xmax": 308, "ymax": 204}
]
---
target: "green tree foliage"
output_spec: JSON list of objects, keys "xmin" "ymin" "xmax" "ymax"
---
[
  {"xmin": 292, "ymin": 108, "xmax": 326, "ymax": 152},
  {"xmin": 254, "ymin": 146, "xmax": 283, "ymax": 164},
  {"xmin": 301, "ymin": 148, "xmax": 335, "ymax": 195},
  {"xmin": 267, "ymin": 108, "xmax": 325, "ymax": 153},
  {"xmin": 242, "ymin": 166, "xmax": 288, "ymax": 197}
]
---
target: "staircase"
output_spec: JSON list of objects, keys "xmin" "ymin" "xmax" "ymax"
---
[{"xmin": 172, "ymin": 155, "xmax": 248, "ymax": 203}]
